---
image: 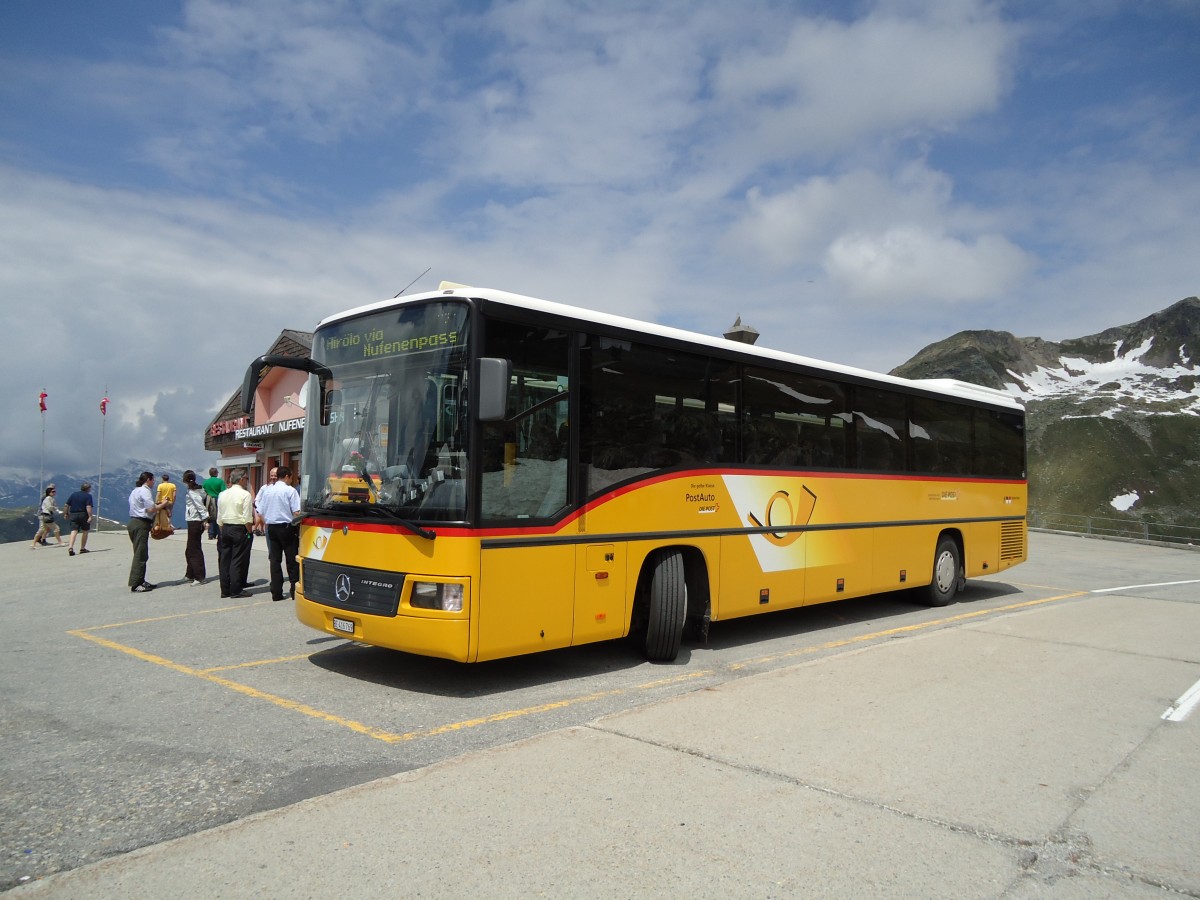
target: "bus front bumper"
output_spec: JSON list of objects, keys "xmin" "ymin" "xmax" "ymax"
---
[{"xmin": 296, "ymin": 595, "xmax": 472, "ymax": 662}]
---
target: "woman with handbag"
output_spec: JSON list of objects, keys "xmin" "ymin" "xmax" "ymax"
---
[{"xmin": 128, "ymin": 472, "xmax": 169, "ymax": 592}]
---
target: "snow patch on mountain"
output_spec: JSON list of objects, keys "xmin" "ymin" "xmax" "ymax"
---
[
  {"xmin": 1003, "ymin": 336, "xmax": 1200, "ymax": 415},
  {"xmin": 1110, "ymin": 490, "xmax": 1140, "ymax": 511}
]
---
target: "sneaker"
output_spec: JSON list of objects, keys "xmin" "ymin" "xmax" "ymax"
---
[{"xmin": 131, "ymin": 582, "xmax": 156, "ymax": 593}]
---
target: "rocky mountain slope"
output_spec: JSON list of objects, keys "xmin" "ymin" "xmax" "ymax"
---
[{"xmin": 892, "ymin": 297, "xmax": 1200, "ymax": 527}]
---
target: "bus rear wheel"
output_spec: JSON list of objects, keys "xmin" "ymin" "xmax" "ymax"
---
[
  {"xmin": 644, "ymin": 549, "xmax": 687, "ymax": 662},
  {"xmin": 925, "ymin": 536, "xmax": 961, "ymax": 607}
]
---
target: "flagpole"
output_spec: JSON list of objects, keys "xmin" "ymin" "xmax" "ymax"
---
[
  {"xmin": 98, "ymin": 389, "xmax": 108, "ymax": 534},
  {"xmin": 39, "ymin": 389, "xmax": 47, "ymax": 499}
]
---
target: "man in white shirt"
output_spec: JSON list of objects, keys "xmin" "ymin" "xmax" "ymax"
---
[
  {"xmin": 255, "ymin": 465, "xmax": 302, "ymax": 601},
  {"xmin": 127, "ymin": 472, "xmax": 169, "ymax": 592},
  {"xmin": 216, "ymin": 469, "xmax": 256, "ymax": 598}
]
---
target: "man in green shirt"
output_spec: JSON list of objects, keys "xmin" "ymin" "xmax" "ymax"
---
[{"xmin": 202, "ymin": 467, "xmax": 226, "ymax": 540}]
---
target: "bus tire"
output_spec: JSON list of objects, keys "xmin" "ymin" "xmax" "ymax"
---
[
  {"xmin": 644, "ymin": 550, "xmax": 687, "ymax": 662},
  {"xmin": 925, "ymin": 535, "xmax": 961, "ymax": 607}
]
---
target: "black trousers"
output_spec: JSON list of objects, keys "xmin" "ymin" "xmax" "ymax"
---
[
  {"xmin": 266, "ymin": 523, "xmax": 300, "ymax": 600},
  {"xmin": 185, "ymin": 521, "xmax": 206, "ymax": 581},
  {"xmin": 126, "ymin": 517, "xmax": 152, "ymax": 587},
  {"xmin": 218, "ymin": 525, "xmax": 253, "ymax": 596}
]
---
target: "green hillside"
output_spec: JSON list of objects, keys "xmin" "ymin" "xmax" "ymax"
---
[
  {"xmin": 0, "ymin": 508, "xmax": 42, "ymax": 545},
  {"xmin": 1027, "ymin": 402, "xmax": 1200, "ymax": 528}
]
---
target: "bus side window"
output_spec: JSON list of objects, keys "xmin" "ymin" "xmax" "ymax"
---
[
  {"xmin": 742, "ymin": 367, "xmax": 849, "ymax": 470},
  {"xmin": 911, "ymin": 396, "xmax": 971, "ymax": 475},
  {"xmin": 854, "ymin": 388, "xmax": 907, "ymax": 472},
  {"xmin": 480, "ymin": 321, "xmax": 571, "ymax": 522},
  {"xmin": 974, "ymin": 408, "xmax": 1025, "ymax": 477},
  {"xmin": 584, "ymin": 338, "xmax": 736, "ymax": 495}
]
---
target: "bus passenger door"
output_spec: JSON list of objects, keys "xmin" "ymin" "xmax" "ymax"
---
[{"xmin": 573, "ymin": 543, "xmax": 627, "ymax": 644}]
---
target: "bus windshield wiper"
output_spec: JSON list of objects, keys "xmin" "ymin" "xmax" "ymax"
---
[
  {"xmin": 310, "ymin": 501, "xmax": 436, "ymax": 540},
  {"xmin": 364, "ymin": 503, "xmax": 437, "ymax": 541}
]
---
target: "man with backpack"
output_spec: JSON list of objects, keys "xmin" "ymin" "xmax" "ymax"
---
[{"xmin": 202, "ymin": 466, "xmax": 225, "ymax": 540}]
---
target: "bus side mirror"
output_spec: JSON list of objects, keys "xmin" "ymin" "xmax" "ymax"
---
[
  {"xmin": 476, "ymin": 357, "xmax": 511, "ymax": 422},
  {"xmin": 241, "ymin": 355, "xmax": 335, "ymax": 425}
]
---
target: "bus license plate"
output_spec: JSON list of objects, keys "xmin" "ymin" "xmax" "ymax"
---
[{"xmin": 332, "ymin": 617, "xmax": 355, "ymax": 635}]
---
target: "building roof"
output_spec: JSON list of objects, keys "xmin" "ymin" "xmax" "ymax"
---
[{"xmin": 204, "ymin": 330, "xmax": 313, "ymax": 452}]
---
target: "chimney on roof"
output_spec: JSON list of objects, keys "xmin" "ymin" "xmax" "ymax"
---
[{"xmin": 724, "ymin": 316, "xmax": 760, "ymax": 345}]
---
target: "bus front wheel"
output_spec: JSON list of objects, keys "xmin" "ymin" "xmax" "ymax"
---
[
  {"xmin": 644, "ymin": 550, "xmax": 687, "ymax": 662},
  {"xmin": 925, "ymin": 536, "xmax": 961, "ymax": 607}
]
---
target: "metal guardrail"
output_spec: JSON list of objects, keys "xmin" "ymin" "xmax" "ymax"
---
[{"xmin": 1029, "ymin": 510, "xmax": 1200, "ymax": 548}]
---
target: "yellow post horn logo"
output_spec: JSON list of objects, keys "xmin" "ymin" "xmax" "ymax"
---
[{"xmin": 747, "ymin": 490, "xmax": 803, "ymax": 547}]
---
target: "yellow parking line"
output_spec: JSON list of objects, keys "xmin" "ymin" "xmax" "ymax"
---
[
  {"xmin": 199, "ymin": 655, "xmax": 315, "ymax": 673},
  {"xmin": 1008, "ymin": 581, "xmax": 1086, "ymax": 593},
  {"xmin": 68, "ymin": 589, "xmax": 1087, "ymax": 744},
  {"xmin": 69, "ymin": 628, "xmax": 407, "ymax": 741},
  {"xmin": 67, "ymin": 626, "xmax": 709, "ymax": 743},
  {"xmin": 80, "ymin": 602, "xmax": 270, "ymax": 631}
]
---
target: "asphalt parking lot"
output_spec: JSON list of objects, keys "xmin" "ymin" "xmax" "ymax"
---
[{"xmin": 3, "ymin": 529, "xmax": 1199, "ymax": 896}]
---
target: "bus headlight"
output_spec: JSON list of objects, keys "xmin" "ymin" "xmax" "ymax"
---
[{"xmin": 410, "ymin": 581, "xmax": 464, "ymax": 612}]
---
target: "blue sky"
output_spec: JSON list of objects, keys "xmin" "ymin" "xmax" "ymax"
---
[{"xmin": 1, "ymin": 0, "xmax": 1198, "ymax": 476}]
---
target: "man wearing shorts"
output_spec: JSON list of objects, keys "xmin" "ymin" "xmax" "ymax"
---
[{"xmin": 64, "ymin": 481, "xmax": 95, "ymax": 556}]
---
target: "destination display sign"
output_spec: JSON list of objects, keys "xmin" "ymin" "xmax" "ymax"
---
[{"xmin": 318, "ymin": 302, "xmax": 469, "ymax": 366}]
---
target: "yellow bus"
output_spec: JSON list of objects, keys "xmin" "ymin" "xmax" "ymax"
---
[{"xmin": 242, "ymin": 284, "xmax": 1026, "ymax": 662}]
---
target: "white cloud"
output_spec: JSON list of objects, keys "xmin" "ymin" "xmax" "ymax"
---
[
  {"xmin": 726, "ymin": 161, "xmax": 1032, "ymax": 306},
  {"xmin": 825, "ymin": 226, "xmax": 1032, "ymax": 304},
  {"xmin": 729, "ymin": 164, "xmax": 957, "ymax": 267},
  {"xmin": 442, "ymin": 2, "xmax": 714, "ymax": 189},
  {"xmin": 982, "ymin": 158, "xmax": 1200, "ymax": 340},
  {"xmin": 711, "ymin": 2, "xmax": 1015, "ymax": 160},
  {"xmin": 157, "ymin": 0, "xmax": 431, "ymax": 142},
  {"xmin": 0, "ymin": 165, "xmax": 393, "ymax": 473}
]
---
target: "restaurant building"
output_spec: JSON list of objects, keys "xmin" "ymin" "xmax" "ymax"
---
[{"xmin": 204, "ymin": 330, "xmax": 312, "ymax": 492}]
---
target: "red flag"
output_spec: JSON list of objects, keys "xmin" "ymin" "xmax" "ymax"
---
[
  {"xmin": 39, "ymin": 391, "xmax": 47, "ymax": 412},
  {"xmin": 100, "ymin": 396, "xmax": 109, "ymax": 416}
]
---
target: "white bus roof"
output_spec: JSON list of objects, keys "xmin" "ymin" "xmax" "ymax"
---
[{"xmin": 316, "ymin": 284, "xmax": 1022, "ymax": 412}]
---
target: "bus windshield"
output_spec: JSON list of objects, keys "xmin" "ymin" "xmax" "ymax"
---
[{"xmin": 302, "ymin": 301, "xmax": 470, "ymax": 525}]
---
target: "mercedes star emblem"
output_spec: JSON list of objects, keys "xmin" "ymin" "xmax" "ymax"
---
[{"xmin": 334, "ymin": 573, "xmax": 352, "ymax": 603}]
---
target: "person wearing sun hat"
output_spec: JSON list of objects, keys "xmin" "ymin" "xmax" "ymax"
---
[{"xmin": 31, "ymin": 485, "xmax": 64, "ymax": 548}]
